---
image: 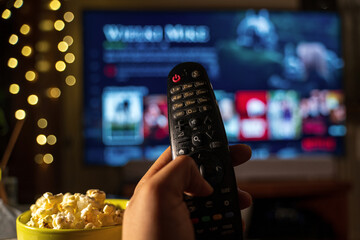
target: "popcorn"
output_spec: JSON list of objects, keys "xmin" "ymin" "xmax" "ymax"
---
[{"xmin": 26, "ymin": 189, "xmax": 124, "ymax": 229}]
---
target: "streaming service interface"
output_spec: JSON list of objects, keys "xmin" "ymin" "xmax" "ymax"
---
[{"xmin": 83, "ymin": 10, "xmax": 345, "ymax": 165}]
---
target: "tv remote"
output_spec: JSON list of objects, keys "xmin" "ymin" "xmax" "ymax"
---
[{"xmin": 167, "ymin": 62, "xmax": 243, "ymax": 239}]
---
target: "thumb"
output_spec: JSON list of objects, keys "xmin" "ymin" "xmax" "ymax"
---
[{"xmin": 151, "ymin": 155, "xmax": 214, "ymax": 197}]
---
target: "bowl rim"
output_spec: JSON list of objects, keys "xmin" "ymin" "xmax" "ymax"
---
[{"xmin": 16, "ymin": 198, "xmax": 128, "ymax": 232}]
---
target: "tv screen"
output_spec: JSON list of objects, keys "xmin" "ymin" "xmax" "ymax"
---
[{"xmin": 82, "ymin": 9, "xmax": 345, "ymax": 166}]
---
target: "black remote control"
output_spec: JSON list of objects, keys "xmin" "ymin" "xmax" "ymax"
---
[{"xmin": 167, "ymin": 62, "xmax": 243, "ymax": 239}]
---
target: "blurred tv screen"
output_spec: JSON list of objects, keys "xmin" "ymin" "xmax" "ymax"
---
[{"xmin": 82, "ymin": 9, "xmax": 345, "ymax": 166}]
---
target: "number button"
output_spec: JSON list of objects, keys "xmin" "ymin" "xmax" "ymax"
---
[
  {"xmin": 182, "ymin": 83, "xmax": 193, "ymax": 90},
  {"xmin": 172, "ymin": 102, "xmax": 184, "ymax": 110},
  {"xmin": 183, "ymin": 91, "xmax": 194, "ymax": 98},
  {"xmin": 171, "ymin": 94, "xmax": 182, "ymax": 102},
  {"xmin": 170, "ymin": 86, "xmax": 181, "ymax": 94}
]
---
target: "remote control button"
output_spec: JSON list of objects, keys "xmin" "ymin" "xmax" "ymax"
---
[
  {"xmin": 201, "ymin": 216, "xmax": 211, "ymax": 222},
  {"xmin": 194, "ymin": 81, "xmax": 205, "ymax": 87},
  {"xmin": 192, "ymin": 70, "xmax": 200, "ymax": 78},
  {"xmin": 213, "ymin": 214, "xmax": 223, "ymax": 221},
  {"xmin": 186, "ymin": 108, "xmax": 198, "ymax": 115},
  {"xmin": 178, "ymin": 148, "xmax": 189, "ymax": 155},
  {"xmin": 196, "ymin": 89, "xmax": 208, "ymax": 95},
  {"xmin": 170, "ymin": 86, "xmax": 181, "ymax": 94},
  {"xmin": 224, "ymin": 200, "xmax": 230, "ymax": 206},
  {"xmin": 183, "ymin": 91, "xmax": 195, "ymax": 98},
  {"xmin": 210, "ymin": 141, "xmax": 223, "ymax": 149},
  {"xmin": 205, "ymin": 200, "xmax": 214, "ymax": 208},
  {"xmin": 171, "ymin": 94, "xmax": 182, "ymax": 102},
  {"xmin": 172, "ymin": 102, "xmax": 184, "ymax": 110},
  {"xmin": 199, "ymin": 105, "xmax": 212, "ymax": 112},
  {"xmin": 225, "ymin": 212, "xmax": 235, "ymax": 218},
  {"xmin": 221, "ymin": 187, "xmax": 231, "ymax": 194},
  {"xmin": 192, "ymin": 134, "xmax": 203, "ymax": 146},
  {"xmin": 191, "ymin": 218, "xmax": 199, "ymax": 224},
  {"xmin": 182, "ymin": 83, "xmax": 193, "ymax": 90},
  {"xmin": 172, "ymin": 74, "xmax": 181, "ymax": 82},
  {"xmin": 197, "ymin": 97, "xmax": 209, "ymax": 103},
  {"xmin": 184, "ymin": 99, "xmax": 196, "ymax": 106},
  {"xmin": 173, "ymin": 111, "xmax": 185, "ymax": 119},
  {"xmin": 209, "ymin": 226, "xmax": 219, "ymax": 232},
  {"xmin": 189, "ymin": 118, "xmax": 199, "ymax": 128},
  {"xmin": 222, "ymin": 223, "xmax": 233, "ymax": 229},
  {"xmin": 205, "ymin": 130, "xmax": 215, "ymax": 140}
]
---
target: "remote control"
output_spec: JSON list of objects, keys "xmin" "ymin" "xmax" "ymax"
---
[{"xmin": 167, "ymin": 62, "xmax": 243, "ymax": 239}]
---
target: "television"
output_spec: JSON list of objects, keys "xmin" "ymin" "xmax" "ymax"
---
[{"xmin": 82, "ymin": 9, "xmax": 345, "ymax": 174}]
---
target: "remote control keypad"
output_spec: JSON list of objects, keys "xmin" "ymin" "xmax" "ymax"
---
[{"xmin": 168, "ymin": 63, "xmax": 243, "ymax": 239}]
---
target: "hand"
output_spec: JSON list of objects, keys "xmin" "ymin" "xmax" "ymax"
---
[{"xmin": 122, "ymin": 144, "xmax": 252, "ymax": 240}]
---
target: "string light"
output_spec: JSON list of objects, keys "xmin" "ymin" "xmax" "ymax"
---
[
  {"xmin": 54, "ymin": 20, "xmax": 65, "ymax": 31},
  {"xmin": 9, "ymin": 34, "xmax": 19, "ymax": 45},
  {"xmin": 55, "ymin": 60, "xmax": 66, "ymax": 71},
  {"xmin": 36, "ymin": 59, "xmax": 51, "ymax": 72},
  {"xmin": 64, "ymin": 53, "xmax": 75, "ymax": 63},
  {"xmin": 47, "ymin": 135, "xmax": 57, "ymax": 145},
  {"xmin": 21, "ymin": 46, "xmax": 32, "ymax": 57},
  {"xmin": 63, "ymin": 36, "xmax": 73, "ymax": 46},
  {"xmin": 43, "ymin": 153, "xmax": 54, "ymax": 164},
  {"xmin": 37, "ymin": 118, "xmax": 48, "ymax": 128},
  {"xmin": 36, "ymin": 134, "xmax": 47, "ymax": 145},
  {"xmin": 34, "ymin": 154, "xmax": 44, "ymax": 164},
  {"xmin": 8, "ymin": 58, "xmax": 18, "ymax": 68},
  {"xmin": 27, "ymin": 94, "xmax": 39, "ymax": 105},
  {"xmin": 25, "ymin": 70, "xmax": 37, "ymax": 81},
  {"xmin": 39, "ymin": 19, "xmax": 54, "ymax": 31},
  {"xmin": 9, "ymin": 84, "xmax": 20, "ymax": 94},
  {"xmin": 15, "ymin": 109, "xmax": 26, "ymax": 120},
  {"xmin": 14, "ymin": 0, "xmax": 24, "ymax": 8},
  {"xmin": 1, "ymin": 9, "xmax": 11, "ymax": 19},
  {"xmin": 57, "ymin": 41, "xmax": 68, "ymax": 52},
  {"xmin": 49, "ymin": 0, "xmax": 61, "ymax": 11},
  {"xmin": 65, "ymin": 75, "xmax": 76, "ymax": 86},
  {"xmin": 20, "ymin": 24, "xmax": 31, "ymax": 35},
  {"xmin": 63, "ymin": 12, "xmax": 74, "ymax": 22},
  {"xmin": 46, "ymin": 87, "xmax": 61, "ymax": 98},
  {"xmin": 36, "ymin": 41, "xmax": 50, "ymax": 52}
]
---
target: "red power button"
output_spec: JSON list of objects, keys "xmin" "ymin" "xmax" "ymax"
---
[{"xmin": 172, "ymin": 74, "xmax": 181, "ymax": 83}]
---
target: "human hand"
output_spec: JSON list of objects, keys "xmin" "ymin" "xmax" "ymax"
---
[{"xmin": 122, "ymin": 144, "xmax": 252, "ymax": 240}]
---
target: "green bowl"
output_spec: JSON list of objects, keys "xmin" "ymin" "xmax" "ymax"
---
[{"xmin": 16, "ymin": 199, "xmax": 128, "ymax": 240}]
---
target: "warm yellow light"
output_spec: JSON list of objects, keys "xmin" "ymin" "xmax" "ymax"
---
[
  {"xmin": 65, "ymin": 75, "xmax": 76, "ymax": 86},
  {"xmin": 54, "ymin": 20, "xmax": 65, "ymax": 31},
  {"xmin": 9, "ymin": 34, "xmax": 18, "ymax": 45},
  {"xmin": 35, "ymin": 41, "xmax": 50, "ymax": 52},
  {"xmin": 2, "ymin": 9, "xmax": 11, "ymax": 19},
  {"xmin": 39, "ymin": 19, "xmax": 53, "ymax": 31},
  {"xmin": 20, "ymin": 24, "xmax": 30, "ymax": 35},
  {"xmin": 8, "ymin": 58, "xmax": 18, "ymax": 68},
  {"xmin": 49, "ymin": 0, "xmax": 61, "ymax": 11},
  {"xmin": 55, "ymin": 61, "xmax": 66, "ymax": 72},
  {"xmin": 14, "ymin": 0, "xmax": 23, "ymax": 8},
  {"xmin": 47, "ymin": 87, "xmax": 61, "ymax": 98},
  {"xmin": 57, "ymin": 41, "xmax": 68, "ymax": 52},
  {"xmin": 25, "ymin": 70, "xmax": 37, "ymax": 81},
  {"xmin": 21, "ymin": 46, "xmax": 32, "ymax": 57},
  {"xmin": 64, "ymin": 12, "xmax": 74, "ymax": 22},
  {"xmin": 43, "ymin": 154, "xmax": 54, "ymax": 164},
  {"xmin": 64, "ymin": 53, "xmax": 75, "ymax": 63},
  {"xmin": 47, "ymin": 135, "xmax": 57, "ymax": 145},
  {"xmin": 36, "ymin": 134, "xmax": 47, "ymax": 145},
  {"xmin": 15, "ymin": 109, "xmax": 26, "ymax": 120},
  {"xmin": 9, "ymin": 84, "xmax": 20, "ymax": 94},
  {"xmin": 63, "ymin": 35, "xmax": 73, "ymax": 46},
  {"xmin": 28, "ymin": 94, "xmax": 39, "ymax": 105},
  {"xmin": 35, "ymin": 154, "xmax": 44, "ymax": 164},
  {"xmin": 36, "ymin": 60, "xmax": 50, "ymax": 72},
  {"xmin": 37, "ymin": 118, "xmax": 48, "ymax": 128}
]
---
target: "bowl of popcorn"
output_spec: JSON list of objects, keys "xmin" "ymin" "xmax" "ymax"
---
[{"xmin": 16, "ymin": 189, "xmax": 128, "ymax": 240}]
